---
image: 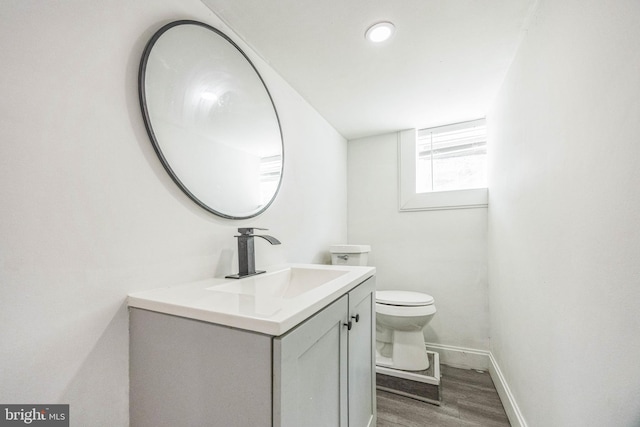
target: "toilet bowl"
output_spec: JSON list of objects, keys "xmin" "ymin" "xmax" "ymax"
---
[
  {"xmin": 328, "ymin": 245, "xmax": 436, "ymax": 371},
  {"xmin": 375, "ymin": 290, "xmax": 436, "ymax": 371}
]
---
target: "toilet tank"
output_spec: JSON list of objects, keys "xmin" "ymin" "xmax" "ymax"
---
[{"xmin": 329, "ymin": 245, "xmax": 371, "ymax": 266}]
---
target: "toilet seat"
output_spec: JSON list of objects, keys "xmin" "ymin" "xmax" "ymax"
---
[
  {"xmin": 376, "ymin": 290, "xmax": 434, "ymax": 307},
  {"xmin": 376, "ymin": 301, "xmax": 436, "ymax": 317}
]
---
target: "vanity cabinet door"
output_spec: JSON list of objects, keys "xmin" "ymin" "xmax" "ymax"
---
[
  {"xmin": 348, "ymin": 277, "xmax": 376, "ymax": 427},
  {"xmin": 274, "ymin": 295, "xmax": 349, "ymax": 427}
]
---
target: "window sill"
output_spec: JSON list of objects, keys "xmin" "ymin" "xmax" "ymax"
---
[{"xmin": 398, "ymin": 187, "xmax": 488, "ymax": 212}]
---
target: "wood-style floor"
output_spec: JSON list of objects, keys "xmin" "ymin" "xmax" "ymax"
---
[{"xmin": 377, "ymin": 365, "xmax": 511, "ymax": 427}]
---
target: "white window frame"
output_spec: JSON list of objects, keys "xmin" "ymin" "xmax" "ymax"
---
[{"xmin": 398, "ymin": 122, "xmax": 488, "ymax": 212}]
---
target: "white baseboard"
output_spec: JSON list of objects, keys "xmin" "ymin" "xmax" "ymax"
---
[
  {"xmin": 489, "ymin": 353, "xmax": 528, "ymax": 427},
  {"xmin": 424, "ymin": 342, "xmax": 490, "ymax": 371},
  {"xmin": 424, "ymin": 343, "xmax": 528, "ymax": 427}
]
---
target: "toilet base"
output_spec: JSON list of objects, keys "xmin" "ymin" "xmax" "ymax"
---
[
  {"xmin": 375, "ymin": 330, "xmax": 430, "ymax": 371},
  {"xmin": 376, "ymin": 351, "xmax": 441, "ymax": 405}
]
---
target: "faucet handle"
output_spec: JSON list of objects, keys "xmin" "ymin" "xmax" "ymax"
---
[{"xmin": 237, "ymin": 227, "xmax": 268, "ymax": 235}]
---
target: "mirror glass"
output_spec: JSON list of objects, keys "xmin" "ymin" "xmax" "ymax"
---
[{"xmin": 139, "ymin": 20, "xmax": 284, "ymax": 219}]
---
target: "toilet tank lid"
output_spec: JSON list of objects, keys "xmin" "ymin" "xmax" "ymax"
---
[
  {"xmin": 376, "ymin": 290, "xmax": 434, "ymax": 306},
  {"xmin": 329, "ymin": 244, "xmax": 371, "ymax": 254}
]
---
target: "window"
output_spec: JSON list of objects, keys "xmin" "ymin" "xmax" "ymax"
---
[
  {"xmin": 399, "ymin": 119, "xmax": 488, "ymax": 211},
  {"xmin": 417, "ymin": 119, "xmax": 487, "ymax": 192}
]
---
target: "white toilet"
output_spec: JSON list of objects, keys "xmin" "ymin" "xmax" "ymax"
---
[
  {"xmin": 329, "ymin": 245, "xmax": 436, "ymax": 372},
  {"xmin": 375, "ymin": 290, "xmax": 436, "ymax": 371}
]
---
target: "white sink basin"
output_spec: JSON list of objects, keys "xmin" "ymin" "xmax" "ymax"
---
[
  {"xmin": 128, "ymin": 263, "xmax": 376, "ymax": 336},
  {"xmin": 208, "ymin": 267, "xmax": 348, "ymax": 299}
]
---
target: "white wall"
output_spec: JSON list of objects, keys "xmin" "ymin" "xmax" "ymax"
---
[
  {"xmin": 487, "ymin": 0, "xmax": 640, "ymax": 425},
  {"xmin": 0, "ymin": 1, "xmax": 347, "ymax": 425},
  {"xmin": 348, "ymin": 132, "xmax": 490, "ymax": 362}
]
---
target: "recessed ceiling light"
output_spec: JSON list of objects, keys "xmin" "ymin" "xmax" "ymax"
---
[{"xmin": 365, "ymin": 22, "xmax": 395, "ymax": 43}]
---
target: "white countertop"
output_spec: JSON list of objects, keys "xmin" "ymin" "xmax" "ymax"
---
[{"xmin": 127, "ymin": 263, "xmax": 376, "ymax": 336}]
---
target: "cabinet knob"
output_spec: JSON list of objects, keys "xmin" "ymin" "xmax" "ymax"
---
[
  {"xmin": 343, "ymin": 321, "xmax": 353, "ymax": 330},
  {"xmin": 351, "ymin": 314, "xmax": 360, "ymax": 323}
]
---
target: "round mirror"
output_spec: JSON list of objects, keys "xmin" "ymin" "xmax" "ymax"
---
[{"xmin": 139, "ymin": 20, "xmax": 284, "ymax": 219}]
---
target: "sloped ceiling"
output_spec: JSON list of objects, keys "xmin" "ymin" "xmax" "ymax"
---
[{"xmin": 201, "ymin": 0, "xmax": 537, "ymax": 140}]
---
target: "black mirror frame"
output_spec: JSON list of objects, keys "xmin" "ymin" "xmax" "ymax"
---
[{"xmin": 138, "ymin": 20, "xmax": 284, "ymax": 219}]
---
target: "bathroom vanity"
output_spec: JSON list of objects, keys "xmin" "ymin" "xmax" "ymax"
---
[
  {"xmin": 128, "ymin": 264, "xmax": 376, "ymax": 427},
  {"xmin": 134, "ymin": 22, "xmax": 374, "ymax": 426}
]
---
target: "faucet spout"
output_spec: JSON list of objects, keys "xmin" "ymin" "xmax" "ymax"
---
[
  {"xmin": 225, "ymin": 228, "xmax": 281, "ymax": 279},
  {"xmin": 255, "ymin": 234, "xmax": 281, "ymax": 245}
]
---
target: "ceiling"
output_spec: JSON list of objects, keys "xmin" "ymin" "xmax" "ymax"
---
[{"xmin": 201, "ymin": 0, "xmax": 537, "ymax": 140}]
